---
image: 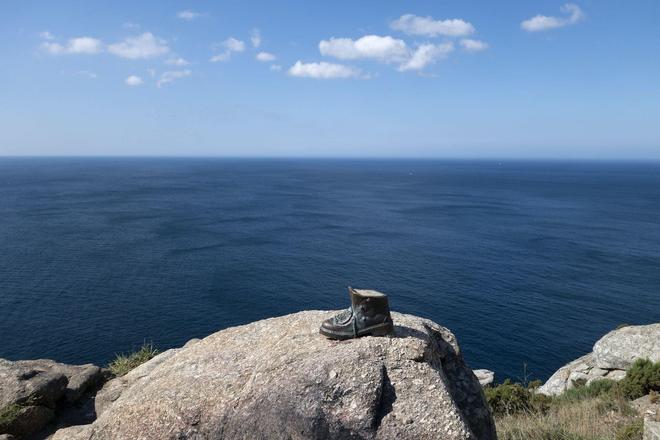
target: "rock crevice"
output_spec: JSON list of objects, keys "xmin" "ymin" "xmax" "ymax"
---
[
  {"xmin": 0, "ymin": 359, "xmax": 104, "ymax": 438},
  {"xmin": 373, "ymin": 366, "xmax": 395, "ymax": 431}
]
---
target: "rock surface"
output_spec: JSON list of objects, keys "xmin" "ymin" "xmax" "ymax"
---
[
  {"xmin": 593, "ymin": 324, "xmax": 660, "ymax": 370},
  {"xmin": 538, "ymin": 324, "xmax": 660, "ymax": 396},
  {"xmin": 645, "ymin": 420, "xmax": 660, "ymax": 440},
  {"xmin": 53, "ymin": 311, "xmax": 496, "ymax": 440},
  {"xmin": 473, "ymin": 370, "xmax": 495, "ymax": 387},
  {"xmin": 0, "ymin": 359, "xmax": 103, "ymax": 438},
  {"xmin": 633, "ymin": 394, "xmax": 660, "ymax": 421}
]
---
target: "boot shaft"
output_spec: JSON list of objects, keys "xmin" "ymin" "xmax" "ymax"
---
[{"xmin": 349, "ymin": 287, "xmax": 393, "ymax": 323}]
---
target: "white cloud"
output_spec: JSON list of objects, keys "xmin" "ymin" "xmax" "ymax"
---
[
  {"xmin": 108, "ymin": 32, "xmax": 169, "ymax": 59},
  {"xmin": 177, "ymin": 10, "xmax": 202, "ymax": 21},
  {"xmin": 223, "ymin": 37, "xmax": 245, "ymax": 52},
  {"xmin": 460, "ymin": 39, "xmax": 489, "ymax": 52},
  {"xmin": 319, "ymin": 34, "xmax": 465, "ymax": 72},
  {"xmin": 288, "ymin": 61, "xmax": 362, "ymax": 79},
  {"xmin": 209, "ymin": 38, "xmax": 246, "ymax": 62},
  {"xmin": 209, "ymin": 53, "xmax": 231, "ymax": 62},
  {"xmin": 68, "ymin": 37, "xmax": 103, "ymax": 54},
  {"xmin": 250, "ymin": 29, "xmax": 261, "ymax": 48},
  {"xmin": 256, "ymin": 52, "xmax": 276, "ymax": 62},
  {"xmin": 391, "ymin": 14, "xmax": 475, "ymax": 37},
  {"xmin": 40, "ymin": 42, "xmax": 65, "ymax": 54},
  {"xmin": 40, "ymin": 36, "xmax": 103, "ymax": 55},
  {"xmin": 157, "ymin": 69, "xmax": 192, "ymax": 87},
  {"xmin": 270, "ymin": 64, "xmax": 282, "ymax": 71},
  {"xmin": 398, "ymin": 42, "xmax": 454, "ymax": 71},
  {"xmin": 39, "ymin": 31, "xmax": 55, "ymax": 40},
  {"xmin": 122, "ymin": 22, "xmax": 140, "ymax": 30},
  {"xmin": 521, "ymin": 3, "xmax": 584, "ymax": 32},
  {"xmin": 319, "ymin": 35, "xmax": 409, "ymax": 63},
  {"xmin": 125, "ymin": 75, "xmax": 144, "ymax": 86},
  {"xmin": 166, "ymin": 57, "xmax": 189, "ymax": 66}
]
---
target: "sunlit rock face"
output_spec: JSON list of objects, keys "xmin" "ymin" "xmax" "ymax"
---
[{"xmin": 53, "ymin": 311, "xmax": 496, "ymax": 440}]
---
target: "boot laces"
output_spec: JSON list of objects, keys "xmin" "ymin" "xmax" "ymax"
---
[{"xmin": 333, "ymin": 307, "xmax": 353, "ymax": 324}]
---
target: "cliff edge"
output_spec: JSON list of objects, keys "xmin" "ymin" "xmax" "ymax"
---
[
  {"xmin": 538, "ymin": 323, "xmax": 660, "ymax": 396},
  {"xmin": 45, "ymin": 311, "xmax": 496, "ymax": 440}
]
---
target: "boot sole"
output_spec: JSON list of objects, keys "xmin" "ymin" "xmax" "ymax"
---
[{"xmin": 320, "ymin": 322, "xmax": 394, "ymax": 340}]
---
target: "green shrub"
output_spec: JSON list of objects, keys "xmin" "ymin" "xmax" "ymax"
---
[
  {"xmin": 528, "ymin": 379, "xmax": 543, "ymax": 390},
  {"xmin": 108, "ymin": 343, "xmax": 159, "ymax": 377},
  {"xmin": 617, "ymin": 358, "xmax": 660, "ymax": 400},
  {"xmin": 484, "ymin": 379, "xmax": 551, "ymax": 416},
  {"xmin": 614, "ymin": 419, "xmax": 643, "ymax": 440},
  {"xmin": 560, "ymin": 379, "xmax": 616, "ymax": 402},
  {"xmin": 485, "ymin": 380, "xmax": 530, "ymax": 415}
]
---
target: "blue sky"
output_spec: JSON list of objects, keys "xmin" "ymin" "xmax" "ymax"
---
[{"xmin": 2, "ymin": 0, "xmax": 659, "ymax": 158}]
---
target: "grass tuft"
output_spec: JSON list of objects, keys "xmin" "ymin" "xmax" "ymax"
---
[
  {"xmin": 495, "ymin": 396, "xmax": 641, "ymax": 440},
  {"xmin": 488, "ymin": 361, "xmax": 660, "ymax": 440},
  {"xmin": 558, "ymin": 379, "xmax": 617, "ymax": 402},
  {"xmin": 614, "ymin": 419, "xmax": 643, "ymax": 440},
  {"xmin": 108, "ymin": 343, "xmax": 159, "ymax": 377}
]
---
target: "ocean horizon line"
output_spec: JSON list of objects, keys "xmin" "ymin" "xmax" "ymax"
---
[{"xmin": 1, "ymin": 155, "xmax": 660, "ymax": 163}]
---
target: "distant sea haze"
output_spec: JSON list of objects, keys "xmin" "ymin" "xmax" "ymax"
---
[{"xmin": 0, "ymin": 158, "xmax": 659, "ymax": 381}]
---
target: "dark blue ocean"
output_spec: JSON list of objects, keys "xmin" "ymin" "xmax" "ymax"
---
[{"xmin": 1, "ymin": 158, "xmax": 659, "ymax": 381}]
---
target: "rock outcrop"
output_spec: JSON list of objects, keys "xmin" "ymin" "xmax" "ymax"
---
[
  {"xmin": 0, "ymin": 359, "xmax": 103, "ymax": 438},
  {"xmin": 538, "ymin": 324, "xmax": 660, "ymax": 396},
  {"xmin": 593, "ymin": 324, "xmax": 660, "ymax": 370},
  {"xmin": 52, "ymin": 311, "xmax": 496, "ymax": 440},
  {"xmin": 645, "ymin": 421, "xmax": 660, "ymax": 440},
  {"xmin": 473, "ymin": 370, "xmax": 495, "ymax": 387},
  {"xmin": 633, "ymin": 394, "xmax": 660, "ymax": 440}
]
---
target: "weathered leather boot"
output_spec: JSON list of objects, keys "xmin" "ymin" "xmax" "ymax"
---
[{"xmin": 320, "ymin": 287, "xmax": 394, "ymax": 340}]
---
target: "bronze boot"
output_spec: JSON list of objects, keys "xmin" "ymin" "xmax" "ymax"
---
[{"xmin": 320, "ymin": 287, "xmax": 394, "ymax": 340}]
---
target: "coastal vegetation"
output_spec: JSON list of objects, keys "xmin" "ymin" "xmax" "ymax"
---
[
  {"xmin": 487, "ymin": 359, "xmax": 660, "ymax": 440},
  {"xmin": 0, "ymin": 402, "xmax": 24, "ymax": 433},
  {"xmin": 108, "ymin": 343, "xmax": 159, "ymax": 377},
  {"xmin": 0, "ymin": 397, "xmax": 37, "ymax": 434}
]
